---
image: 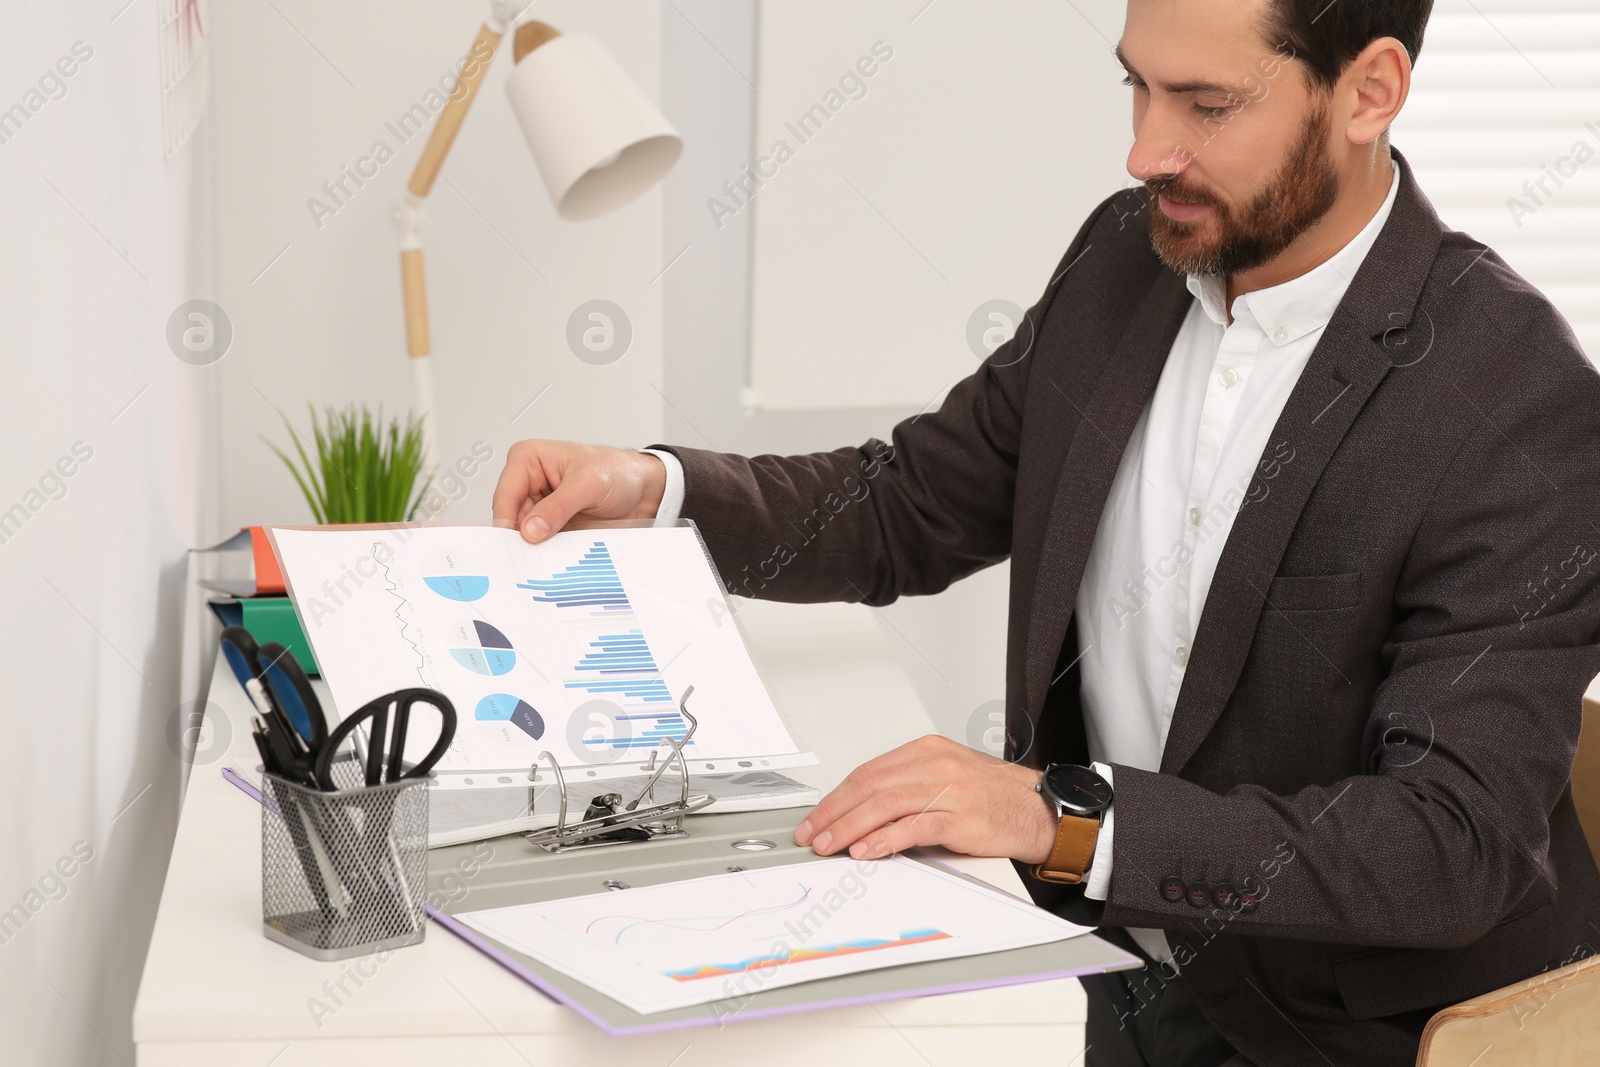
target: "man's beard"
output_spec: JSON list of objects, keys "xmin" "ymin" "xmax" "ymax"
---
[{"xmin": 1146, "ymin": 103, "xmax": 1341, "ymax": 277}]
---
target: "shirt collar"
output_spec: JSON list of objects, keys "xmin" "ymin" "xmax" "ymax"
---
[{"xmin": 1184, "ymin": 166, "xmax": 1402, "ymax": 346}]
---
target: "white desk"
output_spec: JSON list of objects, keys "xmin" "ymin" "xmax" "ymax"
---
[{"xmin": 134, "ymin": 599, "xmax": 1089, "ymax": 1065}]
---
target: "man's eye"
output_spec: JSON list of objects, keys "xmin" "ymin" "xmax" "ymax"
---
[
  {"xmin": 1121, "ymin": 75, "xmax": 1147, "ymax": 90},
  {"xmin": 1194, "ymin": 103, "xmax": 1230, "ymax": 118}
]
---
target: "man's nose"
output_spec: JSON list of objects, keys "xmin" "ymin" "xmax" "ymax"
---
[{"xmin": 1127, "ymin": 105, "xmax": 1196, "ymax": 183}]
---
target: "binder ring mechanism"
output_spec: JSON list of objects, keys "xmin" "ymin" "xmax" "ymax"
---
[{"xmin": 523, "ymin": 686, "xmax": 713, "ymax": 853}]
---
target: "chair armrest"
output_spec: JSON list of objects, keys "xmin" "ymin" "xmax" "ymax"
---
[{"xmin": 1416, "ymin": 953, "xmax": 1600, "ymax": 1066}]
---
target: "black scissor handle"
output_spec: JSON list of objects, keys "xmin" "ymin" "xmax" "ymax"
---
[
  {"xmin": 257, "ymin": 642, "xmax": 327, "ymax": 750},
  {"xmin": 314, "ymin": 688, "xmax": 457, "ymax": 790},
  {"xmin": 219, "ymin": 626, "xmax": 263, "ymax": 691}
]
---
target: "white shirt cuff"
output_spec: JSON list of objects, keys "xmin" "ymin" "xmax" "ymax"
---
[
  {"xmin": 1082, "ymin": 761, "xmax": 1115, "ymax": 901},
  {"xmin": 641, "ymin": 448, "xmax": 685, "ymax": 523}
]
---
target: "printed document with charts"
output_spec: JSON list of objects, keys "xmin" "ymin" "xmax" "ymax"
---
[
  {"xmin": 457, "ymin": 855, "xmax": 1093, "ymax": 1014},
  {"xmin": 268, "ymin": 520, "xmax": 813, "ymax": 781}
]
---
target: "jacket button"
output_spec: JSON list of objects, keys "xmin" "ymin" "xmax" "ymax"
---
[
  {"xmin": 1238, "ymin": 891, "xmax": 1261, "ymax": 914},
  {"xmin": 1213, "ymin": 883, "xmax": 1239, "ymax": 909},
  {"xmin": 1186, "ymin": 883, "xmax": 1211, "ymax": 908},
  {"xmin": 1159, "ymin": 875, "xmax": 1186, "ymax": 903}
]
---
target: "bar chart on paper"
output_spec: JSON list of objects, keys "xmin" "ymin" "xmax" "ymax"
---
[
  {"xmin": 518, "ymin": 543, "xmax": 688, "ymax": 754},
  {"xmin": 268, "ymin": 522, "xmax": 809, "ymax": 776},
  {"xmin": 456, "ymin": 855, "xmax": 1093, "ymax": 1015}
]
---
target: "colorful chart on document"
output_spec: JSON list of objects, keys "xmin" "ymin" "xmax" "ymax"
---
[
  {"xmin": 582, "ymin": 878, "xmax": 952, "ymax": 983},
  {"xmin": 517, "ymin": 541, "xmax": 689, "ymax": 758},
  {"xmin": 475, "ymin": 693, "xmax": 545, "ymax": 740},
  {"xmin": 267, "ymin": 523, "xmax": 804, "ymax": 774},
  {"xmin": 449, "ymin": 619, "xmax": 518, "ymax": 676},
  {"xmin": 455, "ymin": 855, "xmax": 1091, "ymax": 1015}
]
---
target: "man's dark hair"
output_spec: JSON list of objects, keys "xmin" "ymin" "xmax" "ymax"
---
[{"xmin": 1261, "ymin": 0, "xmax": 1435, "ymax": 90}]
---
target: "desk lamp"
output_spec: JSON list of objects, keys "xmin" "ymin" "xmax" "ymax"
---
[{"xmin": 393, "ymin": 2, "xmax": 683, "ymax": 469}]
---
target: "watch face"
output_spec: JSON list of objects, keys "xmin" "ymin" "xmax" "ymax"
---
[{"xmin": 1044, "ymin": 764, "xmax": 1113, "ymax": 817}]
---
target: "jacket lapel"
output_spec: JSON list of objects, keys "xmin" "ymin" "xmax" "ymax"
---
[
  {"xmin": 1158, "ymin": 152, "xmax": 1446, "ymax": 775},
  {"xmin": 1155, "ymin": 320, "xmax": 1394, "ymax": 774},
  {"xmin": 1024, "ymin": 268, "xmax": 1193, "ymax": 723},
  {"xmin": 1022, "ymin": 153, "xmax": 1447, "ymax": 773}
]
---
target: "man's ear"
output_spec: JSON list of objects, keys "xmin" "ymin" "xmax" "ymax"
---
[{"xmin": 1340, "ymin": 36, "xmax": 1412, "ymax": 146}]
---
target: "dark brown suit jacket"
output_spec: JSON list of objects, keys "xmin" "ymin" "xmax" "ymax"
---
[{"xmin": 650, "ymin": 149, "xmax": 1600, "ymax": 1065}]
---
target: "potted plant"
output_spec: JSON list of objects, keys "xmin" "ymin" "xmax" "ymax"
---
[{"xmin": 268, "ymin": 406, "xmax": 431, "ymax": 524}]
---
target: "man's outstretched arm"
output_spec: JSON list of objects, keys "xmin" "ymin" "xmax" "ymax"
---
[{"xmin": 492, "ymin": 196, "xmax": 1118, "ymax": 607}]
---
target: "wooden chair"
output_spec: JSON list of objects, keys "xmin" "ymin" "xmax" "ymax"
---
[{"xmin": 1415, "ymin": 696, "xmax": 1600, "ymax": 1065}]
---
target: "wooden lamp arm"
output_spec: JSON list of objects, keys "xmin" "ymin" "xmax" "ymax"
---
[
  {"xmin": 407, "ymin": 22, "xmax": 505, "ymax": 199},
  {"xmin": 392, "ymin": 15, "xmax": 507, "ymax": 476},
  {"xmin": 405, "ymin": 19, "xmax": 562, "ymax": 198},
  {"xmin": 396, "ymin": 16, "xmax": 566, "ymax": 360},
  {"xmin": 394, "ymin": 9, "xmax": 564, "ymax": 471},
  {"xmin": 399, "ymin": 249, "xmax": 430, "ymax": 358}
]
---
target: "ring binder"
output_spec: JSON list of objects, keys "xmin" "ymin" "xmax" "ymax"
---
[{"xmin": 523, "ymin": 686, "xmax": 714, "ymax": 852}]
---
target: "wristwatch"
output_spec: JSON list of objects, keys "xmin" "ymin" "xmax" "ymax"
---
[{"xmin": 1030, "ymin": 763, "xmax": 1114, "ymax": 885}]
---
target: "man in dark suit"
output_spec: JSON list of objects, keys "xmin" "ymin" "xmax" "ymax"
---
[{"xmin": 492, "ymin": 0, "xmax": 1600, "ymax": 1062}]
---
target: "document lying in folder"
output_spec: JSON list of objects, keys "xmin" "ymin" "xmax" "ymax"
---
[
  {"xmin": 267, "ymin": 520, "xmax": 813, "ymax": 780},
  {"xmin": 455, "ymin": 854, "xmax": 1094, "ymax": 1015},
  {"xmin": 222, "ymin": 772, "xmax": 1141, "ymax": 1033}
]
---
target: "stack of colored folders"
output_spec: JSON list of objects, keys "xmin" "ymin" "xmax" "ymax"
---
[{"xmin": 195, "ymin": 526, "xmax": 318, "ymax": 676}]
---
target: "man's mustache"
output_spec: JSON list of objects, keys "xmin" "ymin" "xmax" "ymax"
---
[{"xmin": 1145, "ymin": 176, "xmax": 1226, "ymax": 212}]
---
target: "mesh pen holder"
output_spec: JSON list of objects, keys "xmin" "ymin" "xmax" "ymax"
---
[{"xmin": 260, "ymin": 755, "xmax": 430, "ymax": 961}]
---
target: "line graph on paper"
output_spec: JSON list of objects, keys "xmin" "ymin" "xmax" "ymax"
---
[
  {"xmin": 573, "ymin": 870, "xmax": 952, "ymax": 984},
  {"xmin": 586, "ymin": 882, "xmax": 815, "ymax": 944},
  {"xmin": 375, "ymin": 542, "xmax": 428, "ymax": 686},
  {"xmin": 453, "ymin": 855, "xmax": 1090, "ymax": 1015}
]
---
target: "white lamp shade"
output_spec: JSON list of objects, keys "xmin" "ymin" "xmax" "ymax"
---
[{"xmin": 505, "ymin": 33, "xmax": 682, "ymax": 221}]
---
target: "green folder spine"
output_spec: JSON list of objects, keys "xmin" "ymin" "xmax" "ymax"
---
[{"xmin": 208, "ymin": 597, "xmax": 320, "ymax": 676}]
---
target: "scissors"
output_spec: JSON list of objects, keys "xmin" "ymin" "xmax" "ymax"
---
[
  {"xmin": 220, "ymin": 628, "xmax": 357, "ymax": 916},
  {"xmin": 315, "ymin": 688, "xmax": 456, "ymax": 934},
  {"xmin": 219, "ymin": 627, "xmax": 329, "ymax": 785},
  {"xmin": 314, "ymin": 688, "xmax": 456, "ymax": 791}
]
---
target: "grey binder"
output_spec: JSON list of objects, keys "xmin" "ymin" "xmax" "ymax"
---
[{"xmin": 427, "ymin": 808, "xmax": 1141, "ymax": 1036}]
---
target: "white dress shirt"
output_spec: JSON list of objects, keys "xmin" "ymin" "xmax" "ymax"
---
[
  {"xmin": 642, "ymin": 447, "xmax": 687, "ymax": 520},
  {"xmin": 647, "ymin": 168, "xmax": 1401, "ymax": 966}
]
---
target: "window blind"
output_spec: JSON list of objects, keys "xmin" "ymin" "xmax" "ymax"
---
[{"xmin": 1393, "ymin": 0, "xmax": 1600, "ymax": 364}]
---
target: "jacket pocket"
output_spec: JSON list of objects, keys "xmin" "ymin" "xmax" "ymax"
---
[
  {"xmin": 1264, "ymin": 571, "xmax": 1362, "ymax": 612},
  {"xmin": 1332, "ymin": 901, "xmax": 1556, "ymax": 1020}
]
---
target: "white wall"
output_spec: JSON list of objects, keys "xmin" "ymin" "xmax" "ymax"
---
[
  {"xmin": 0, "ymin": 2, "xmax": 212, "ymax": 1063},
  {"xmin": 746, "ymin": 0, "xmax": 1132, "ymax": 411},
  {"xmin": 661, "ymin": 0, "xmax": 924, "ymax": 458},
  {"xmin": 658, "ymin": 1, "xmax": 1129, "ymax": 751},
  {"xmin": 210, "ymin": 0, "xmax": 669, "ymax": 531}
]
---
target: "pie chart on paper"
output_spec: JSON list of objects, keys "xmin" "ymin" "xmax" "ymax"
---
[
  {"xmin": 423, "ymin": 551, "xmax": 491, "ymax": 602},
  {"xmin": 426, "ymin": 574, "xmax": 490, "ymax": 602},
  {"xmin": 475, "ymin": 694, "xmax": 546, "ymax": 740},
  {"xmin": 450, "ymin": 620, "xmax": 518, "ymax": 677}
]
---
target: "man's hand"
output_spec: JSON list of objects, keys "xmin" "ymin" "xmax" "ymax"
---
[
  {"xmin": 794, "ymin": 735, "xmax": 1058, "ymax": 863},
  {"xmin": 491, "ymin": 440, "xmax": 668, "ymax": 543}
]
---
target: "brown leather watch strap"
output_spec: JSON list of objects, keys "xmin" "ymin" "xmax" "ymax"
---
[{"xmin": 1030, "ymin": 814, "xmax": 1100, "ymax": 885}]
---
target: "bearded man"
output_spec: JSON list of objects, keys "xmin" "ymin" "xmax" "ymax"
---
[{"xmin": 493, "ymin": 2, "xmax": 1600, "ymax": 1062}]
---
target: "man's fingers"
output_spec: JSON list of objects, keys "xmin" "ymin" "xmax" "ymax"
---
[
  {"xmin": 849, "ymin": 811, "xmax": 951, "ymax": 861},
  {"xmin": 795, "ymin": 782, "xmax": 864, "ymax": 846},
  {"xmin": 489, "ymin": 442, "xmax": 599, "ymax": 543},
  {"xmin": 796, "ymin": 768, "xmax": 890, "ymax": 845},
  {"xmin": 491, "ymin": 446, "xmax": 550, "ymax": 531},
  {"xmin": 795, "ymin": 743, "xmax": 937, "ymax": 846},
  {"xmin": 522, "ymin": 469, "xmax": 606, "ymax": 543},
  {"xmin": 804, "ymin": 788, "xmax": 947, "ymax": 856}
]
